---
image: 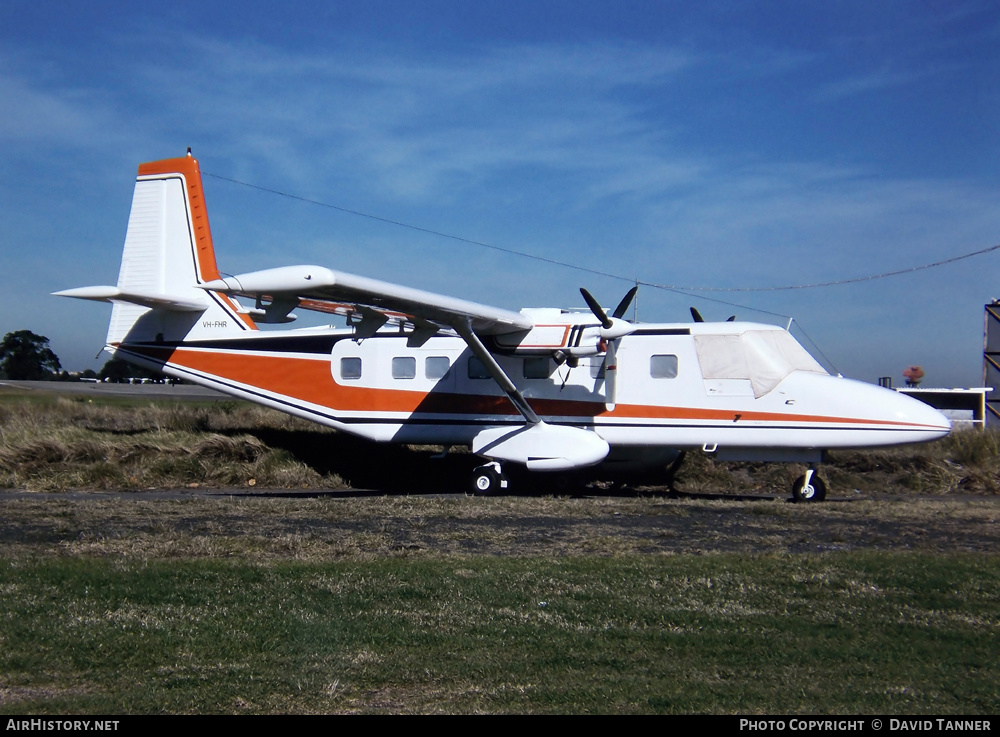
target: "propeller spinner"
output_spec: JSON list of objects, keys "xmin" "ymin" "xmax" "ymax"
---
[{"xmin": 579, "ymin": 287, "xmax": 637, "ymax": 339}]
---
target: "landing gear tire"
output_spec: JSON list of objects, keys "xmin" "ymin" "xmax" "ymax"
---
[
  {"xmin": 792, "ymin": 472, "xmax": 827, "ymax": 502},
  {"xmin": 472, "ymin": 464, "xmax": 507, "ymax": 496}
]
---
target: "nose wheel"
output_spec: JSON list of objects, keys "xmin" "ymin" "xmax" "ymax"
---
[
  {"xmin": 791, "ymin": 469, "xmax": 826, "ymax": 502},
  {"xmin": 472, "ymin": 462, "xmax": 508, "ymax": 496}
]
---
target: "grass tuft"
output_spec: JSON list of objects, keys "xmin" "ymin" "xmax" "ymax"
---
[{"xmin": 0, "ymin": 392, "xmax": 345, "ymax": 491}]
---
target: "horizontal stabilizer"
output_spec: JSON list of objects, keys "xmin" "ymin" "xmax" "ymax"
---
[{"xmin": 53, "ymin": 286, "xmax": 208, "ymax": 313}]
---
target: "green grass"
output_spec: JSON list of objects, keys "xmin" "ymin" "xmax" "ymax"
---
[{"xmin": 0, "ymin": 553, "xmax": 996, "ymax": 714}]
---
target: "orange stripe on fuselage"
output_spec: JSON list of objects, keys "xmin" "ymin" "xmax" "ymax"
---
[
  {"xmin": 155, "ymin": 346, "xmax": 512, "ymax": 415},
  {"xmin": 608, "ymin": 402, "xmax": 925, "ymax": 428},
  {"xmin": 128, "ymin": 344, "xmax": 944, "ymax": 430}
]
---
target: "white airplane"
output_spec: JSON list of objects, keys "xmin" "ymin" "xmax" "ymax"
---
[{"xmin": 56, "ymin": 153, "xmax": 951, "ymax": 500}]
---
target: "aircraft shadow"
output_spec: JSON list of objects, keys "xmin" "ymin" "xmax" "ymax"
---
[
  {"xmin": 233, "ymin": 426, "xmax": 476, "ymax": 494},
  {"xmin": 218, "ymin": 426, "xmax": 691, "ymax": 497}
]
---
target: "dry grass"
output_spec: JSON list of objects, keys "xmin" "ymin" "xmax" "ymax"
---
[
  {"xmin": 670, "ymin": 429, "xmax": 1000, "ymax": 498},
  {"xmin": 0, "ymin": 395, "xmax": 344, "ymax": 491},
  {"xmin": 2, "ymin": 386, "xmax": 1000, "ymax": 497}
]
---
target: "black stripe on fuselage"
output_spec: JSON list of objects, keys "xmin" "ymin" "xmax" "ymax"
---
[
  {"xmin": 630, "ymin": 327, "xmax": 691, "ymax": 336},
  {"xmin": 335, "ymin": 416, "xmax": 937, "ymax": 434},
  {"xmin": 127, "ymin": 334, "xmax": 343, "ymax": 354}
]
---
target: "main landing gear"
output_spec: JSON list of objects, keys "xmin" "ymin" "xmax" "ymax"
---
[
  {"xmin": 472, "ymin": 462, "xmax": 508, "ymax": 496},
  {"xmin": 791, "ymin": 468, "xmax": 827, "ymax": 502},
  {"xmin": 472, "ymin": 459, "xmax": 830, "ymax": 500}
]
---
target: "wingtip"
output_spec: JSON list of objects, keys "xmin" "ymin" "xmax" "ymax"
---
[{"xmin": 52, "ymin": 286, "xmax": 118, "ymax": 301}]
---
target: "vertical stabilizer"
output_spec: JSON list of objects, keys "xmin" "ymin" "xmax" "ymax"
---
[{"xmin": 105, "ymin": 153, "xmax": 256, "ymax": 344}]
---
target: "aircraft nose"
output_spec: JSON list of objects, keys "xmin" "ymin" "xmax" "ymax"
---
[
  {"xmin": 797, "ymin": 374, "xmax": 953, "ymax": 447},
  {"xmin": 889, "ymin": 389, "xmax": 952, "ymax": 440}
]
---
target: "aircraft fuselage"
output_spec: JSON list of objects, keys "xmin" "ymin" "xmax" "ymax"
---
[{"xmin": 116, "ymin": 319, "xmax": 950, "ymax": 466}]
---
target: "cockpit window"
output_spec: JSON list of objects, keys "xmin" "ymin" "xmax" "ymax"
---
[{"xmin": 693, "ymin": 329, "xmax": 826, "ymax": 397}]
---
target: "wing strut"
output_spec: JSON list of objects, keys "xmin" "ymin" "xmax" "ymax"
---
[{"xmin": 452, "ymin": 319, "xmax": 540, "ymax": 425}]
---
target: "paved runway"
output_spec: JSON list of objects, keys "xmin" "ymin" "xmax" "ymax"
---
[{"xmin": 0, "ymin": 379, "xmax": 229, "ymax": 400}]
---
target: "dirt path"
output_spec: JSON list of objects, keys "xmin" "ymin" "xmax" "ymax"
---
[{"xmin": 1, "ymin": 490, "xmax": 997, "ymax": 560}]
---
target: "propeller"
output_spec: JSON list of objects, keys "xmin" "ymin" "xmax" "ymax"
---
[
  {"xmin": 580, "ymin": 287, "xmax": 639, "ymax": 411},
  {"xmin": 612, "ymin": 286, "xmax": 638, "ymax": 320},
  {"xmin": 581, "ymin": 287, "xmax": 613, "ymax": 329},
  {"xmin": 580, "ymin": 287, "xmax": 637, "ymax": 338}
]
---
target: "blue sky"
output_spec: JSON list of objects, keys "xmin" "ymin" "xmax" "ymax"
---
[{"xmin": 2, "ymin": 1, "xmax": 999, "ymax": 387}]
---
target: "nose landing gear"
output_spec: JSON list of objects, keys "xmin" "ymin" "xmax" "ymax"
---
[{"xmin": 791, "ymin": 468, "xmax": 827, "ymax": 502}]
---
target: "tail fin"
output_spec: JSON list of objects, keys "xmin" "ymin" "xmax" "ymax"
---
[{"xmin": 56, "ymin": 152, "xmax": 257, "ymax": 345}]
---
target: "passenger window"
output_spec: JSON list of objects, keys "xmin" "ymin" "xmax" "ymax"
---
[
  {"xmin": 650, "ymin": 354, "xmax": 678, "ymax": 379},
  {"xmin": 523, "ymin": 357, "xmax": 551, "ymax": 379},
  {"xmin": 425, "ymin": 356, "xmax": 450, "ymax": 380},
  {"xmin": 340, "ymin": 357, "xmax": 362, "ymax": 380},
  {"xmin": 468, "ymin": 357, "xmax": 491, "ymax": 379},
  {"xmin": 392, "ymin": 356, "xmax": 416, "ymax": 379}
]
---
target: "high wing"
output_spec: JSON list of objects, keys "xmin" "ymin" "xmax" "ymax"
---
[
  {"xmin": 201, "ymin": 264, "xmax": 562, "ymax": 429},
  {"xmin": 200, "ymin": 265, "xmax": 533, "ymax": 337}
]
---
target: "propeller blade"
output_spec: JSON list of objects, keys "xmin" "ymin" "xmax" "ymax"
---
[
  {"xmin": 690, "ymin": 307, "xmax": 705, "ymax": 323},
  {"xmin": 580, "ymin": 288, "xmax": 613, "ymax": 329},
  {"xmin": 612, "ymin": 286, "xmax": 638, "ymax": 321}
]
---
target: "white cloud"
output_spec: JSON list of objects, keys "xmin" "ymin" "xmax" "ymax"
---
[
  {"xmin": 109, "ymin": 36, "xmax": 700, "ymax": 199},
  {"xmin": 0, "ymin": 64, "xmax": 111, "ymax": 145}
]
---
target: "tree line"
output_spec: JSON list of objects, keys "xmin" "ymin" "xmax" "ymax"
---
[{"xmin": 0, "ymin": 330, "xmax": 165, "ymax": 382}]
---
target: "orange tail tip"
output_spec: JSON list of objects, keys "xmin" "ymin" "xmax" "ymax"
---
[{"xmin": 137, "ymin": 153, "xmax": 220, "ymax": 285}]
